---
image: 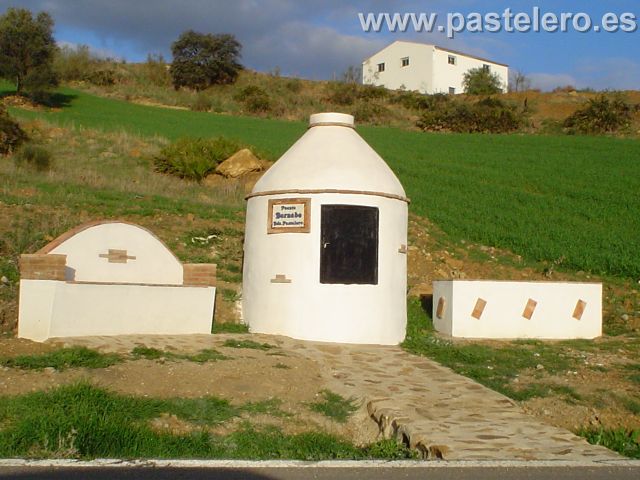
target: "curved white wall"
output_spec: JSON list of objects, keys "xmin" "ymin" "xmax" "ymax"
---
[
  {"xmin": 48, "ymin": 223, "xmax": 183, "ymax": 284},
  {"xmin": 243, "ymin": 193, "xmax": 407, "ymax": 345}
]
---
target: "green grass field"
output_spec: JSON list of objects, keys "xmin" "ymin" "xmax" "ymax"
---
[{"xmin": 5, "ymin": 85, "xmax": 640, "ymax": 278}]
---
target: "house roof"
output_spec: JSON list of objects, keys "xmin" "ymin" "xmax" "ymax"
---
[{"xmin": 362, "ymin": 40, "xmax": 509, "ymax": 67}]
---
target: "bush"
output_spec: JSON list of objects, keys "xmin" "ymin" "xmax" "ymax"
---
[
  {"xmin": 14, "ymin": 143, "xmax": 53, "ymax": 171},
  {"xmin": 190, "ymin": 93, "xmax": 213, "ymax": 112},
  {"xmin": 350, "ymin": 101, "xmax": 389, "ymax": 125},
  {"xmin": 392, "ymin": 91, "xmax": 449, "ymax": 111},
  {"xmin": 284, "ymin": 78, "xmax": 302, "ymax": 93},
  {"xmin": 417, "ymin": 96, "xmax": 526, "ymax": 133},
  {"xmin": 153, "ymin": 136, "xmax": 245, "ymax": 182},
  {"xmin": 143, "ymin": 53, "xmax": 170, "ymax": 86},
  {"xmin": 358, "ymin": 85, "xmax": 389, "ymax": 101},
  {"xmin": 54, "ymin": 44, "xmax": 94, "ymax": 82},
  {"xmin": 563, "ymin": 94, "xmax": 633, "ymax": 135},
  {"xmin": 0, "ymin": 106, "xmax": 28, "ymax": 155},
  {"xmin": 234, "ymin": 85, "xmax": 271, "ymax": 113},
  {"xmin": 86, "ymin": 68, "xmax": 116, "ymax": 86},
  {"xmin": 463, "ymin": 67, "xmax": 504, "ymax": 95},
  {"xmin": 326, "ymin": 82, "xmax": 358, "ymax": 106}
]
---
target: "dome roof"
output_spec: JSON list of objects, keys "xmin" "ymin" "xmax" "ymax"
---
[{"xmin": 249, "ymin": 113, "xmax": 407, "ymax": 200}]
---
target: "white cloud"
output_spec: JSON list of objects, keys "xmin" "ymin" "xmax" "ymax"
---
[{"xmin": 574, "ymin": 57, "xmax": 640, "ymax": 91}]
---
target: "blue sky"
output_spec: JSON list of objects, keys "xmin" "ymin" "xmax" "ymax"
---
[{"xmin": 2, "ymin": 1, "xmax": 638, "ymax": 90}]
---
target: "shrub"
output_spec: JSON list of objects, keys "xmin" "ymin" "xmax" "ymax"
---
[
  {"xmin": 153, "ymin": 136, "xmax": 245, "ymax": 182},
  {"xmin": 326, "ymin": 82, "xmax": 358, "ymax": 106},
  {"xmin": 417, "ymin": 96, "xmax": 525, "ymax": 133},
  {"xmin": 86, "ymin": 68, "xmax": 116, "ymax": 86},
  {"xmin": 190, "ymin": 93, "xmax": 213, "ymax": 112},
  {"xmin": 143, "ymin": 53, "xmax": 170, "ymax": 86},
  {"xmin": 392, "ymin": 91, "xmax": 449, "ymax": 111},
  {"xmin": 0, "ymin": 106, "xmax": 28, "ymax": 154},
  {"xmin": 234, "ymin": 85, "xmax": 271, "ymax": 113},
  {"xmin": 54, "ymin": 44, "xmax": 94, "ymax": 82},
  {"xmin": 350, "ymin": 101, "xmax": 389, "ymax": 125},
  {"xmin": 14, "ymin": 143, "xmax": 53, "ymax": 171},
  {"xmin": 358, "ymin": 85, "xmax": 389, "ymax": 100},
  {"xmin": 463, "ymin": 67, "xmax": 504, "ymax": 95},
  {"xmin": 563, "ymin": 94, "xmax": 633, "ymax": 135},
  {"xmin": 284, "ymin": 78, "xmax": 302, "ymax": 93}
]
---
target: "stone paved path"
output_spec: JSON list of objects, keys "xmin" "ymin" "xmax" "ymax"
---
[{"xmin": 54, "ymin": 333, "xmax": 619, "ymax": 461}]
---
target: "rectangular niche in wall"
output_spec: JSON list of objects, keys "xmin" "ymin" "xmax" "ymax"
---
[{"xmin": 320, "ymin": 205, "xmax": 379, "ymax": 285}]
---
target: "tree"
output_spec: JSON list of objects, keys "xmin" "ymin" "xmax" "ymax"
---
[
  {"xmin": 509, "ymin": 70, "xmax": 532, "ymax": 93},
  {"xmin": 462, "ymin": 67, "xmax": 503, "ymax": 95},
  {"xmin": 170, "ymin": 31, "xmax": 242, "ymax": 90},
  {"xmin": 0, "ymin": 8, "xmax": 57, "ymax": 95}
]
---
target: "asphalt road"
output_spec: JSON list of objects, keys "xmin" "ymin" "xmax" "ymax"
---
[{"xmin": 1, "ymin": 465, "xmax": 640, "ymax": 480}]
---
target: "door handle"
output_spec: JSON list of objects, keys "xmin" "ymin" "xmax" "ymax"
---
[{"xmin": 323, "ymin": 242, "xmax": 331, "ymax": 248}]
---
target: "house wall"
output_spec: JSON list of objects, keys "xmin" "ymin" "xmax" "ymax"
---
[
  {"xmin": 431, "ymin": 48, "xmax": 508, "ymax": 94},
  {"xmin": 362, "ymin": 42, "xmax": 434, "ymax": 93},
  {"xmin": 432, "ymin": 280, "xmax": 601, "ymax": 339},
  {"xmin": 19, "ymin": 280, "xmax": 216, "ymax": 342},
  {"xmin": 243, "ymin": 193, "xmax": 407, "ymax": 345},
  {"xmin": 362, "ymin": 41, "xmax": 508, "ymax": 94}
]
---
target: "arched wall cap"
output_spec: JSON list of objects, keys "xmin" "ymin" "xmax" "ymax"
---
[{"xmin": 37, "ymin": 220, "xmax": 182, "ymax": 263}]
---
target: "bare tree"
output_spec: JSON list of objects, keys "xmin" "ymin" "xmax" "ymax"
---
[{"xmin": 509, "ymin": 70, "xmax": 532, "ymax": 92}]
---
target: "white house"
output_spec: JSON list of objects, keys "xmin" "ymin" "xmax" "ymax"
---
[{"xmin": 362, "ymin": 41, "xmax": 508, "ymax": 94}]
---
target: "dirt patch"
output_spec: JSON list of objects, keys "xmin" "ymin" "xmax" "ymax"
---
[{"xmin": 0, "ymin": 338, "xmax": 377, "ymax": 442}]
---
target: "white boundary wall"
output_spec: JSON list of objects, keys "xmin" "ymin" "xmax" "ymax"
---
[
  {"xmin": 432, "ymin": 280, "xmax": 602, "ymax": 339},
  {"xmin": 19, "ymin": 280, "xmax": 216, "ymax": 342}
]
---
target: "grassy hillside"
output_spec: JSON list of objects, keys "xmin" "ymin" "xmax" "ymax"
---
[{"xmin": 5, "ymin": 85, "xmax": 640, "ymax": 279}]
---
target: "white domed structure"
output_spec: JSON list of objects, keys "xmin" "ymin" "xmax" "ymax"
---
[{"xmin": 242, "ymin": 113, "xmax": 408, "ymax": 345}]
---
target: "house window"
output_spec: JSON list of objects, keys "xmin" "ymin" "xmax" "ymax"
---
[
  {"xmin": 377, "ymin": 62, "xmax": 385, "ymax": 72},
  {"xmin": 401, "ymin": 57, "xmax": 409, "ymax": 67},
  {"xmin": 449, "ymin": 87, "xmax": 456, "ymax": 95},
  {"xmin": 448, "ymin": 55, "xmax": 456, "ymax": 65},
  {"xmin": 483, "ymin": 64, "xmax": 490, "ymax": 72}
]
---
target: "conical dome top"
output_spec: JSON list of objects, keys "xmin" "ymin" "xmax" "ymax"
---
[{"xmin": 250, "ymin": 113, "xmax": 406, "ymax": 199}]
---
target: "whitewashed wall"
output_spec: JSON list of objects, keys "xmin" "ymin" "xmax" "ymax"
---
[
  {"xmin": 363, "ymin": 41, "xmax": 434, "ymax": 93},
  {"xmin": 19, "ymin": 280, "xmax": 215, "ymax": 342},
  {"xmin": 362, "ymin": 41, "xmax": 508, "ymax": 94},
  {"xmin": 432, "ymin": 280, "xmax": 602, "ymax": 339},
  {"xmin": 432, "ymin": 48, "xmax": 508, "ymax": 94},
  {"xmin": 243, "ymin": 193, "xmax": 407, "ymax": 345}
]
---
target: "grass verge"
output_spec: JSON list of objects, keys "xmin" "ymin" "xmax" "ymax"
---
[
  {"xmin": 308, "ymin": 390, "xmax": 358, "ymax": 423},
  {"xmin": 579, "ymin": 428, "xmax": 640, "ymax": 459},
  {"xmin": 131, "ymin": 347, "xmax": 227, "ymax": 363},
  {"xmin": 222, "ymin": 339, "xmax": 276, "ymax": 350},
  {"xmin": 0, "ymin": 383, "xmax": 414, "ymax": 459},
  {"xmin": 401, "ymin": 298, "xmax": 578, "ymax": 401},
  {"xmin": 0, "ymin": 347, "xmax": 121, "ymax": 371}
]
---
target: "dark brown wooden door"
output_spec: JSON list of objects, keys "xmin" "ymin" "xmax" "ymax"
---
[{"xmin": 320, "ymin": 205, "xmax": 379, "ymax": 285}]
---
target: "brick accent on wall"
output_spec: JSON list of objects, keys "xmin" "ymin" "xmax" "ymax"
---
[
  {"xmin": 183, "ymin": 264, "xmax": 217, "ymax": 286},
  {"xmin": 20, "ymin": 254, "xmax": 67, "ymax": 281}
]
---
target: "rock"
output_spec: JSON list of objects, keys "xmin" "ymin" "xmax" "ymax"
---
[
  {"xmin": 621, "ymin": 314, "xmax": 630, "ymax": 322},
  {"xmin": 43, "ymin": 367, "xmax": 56, "ymax": 374},
  {"xmin": 215, "ymin": 149, "xmax": 262, "ymax": 178},
  {"xmin": 536, "ymin": 364, "xmax": 545, "ymax": 370},
  {"xmin": 0, "ymin": 276, "xmax": 8, "ymax": 284}
]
